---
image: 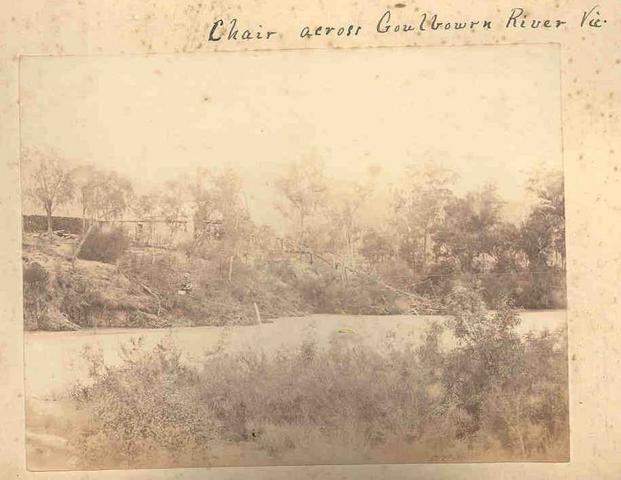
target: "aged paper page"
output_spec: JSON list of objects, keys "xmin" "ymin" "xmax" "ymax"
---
[{"xmin": 1, "ymin": 1, "xmax": 620, "ymax": 479}]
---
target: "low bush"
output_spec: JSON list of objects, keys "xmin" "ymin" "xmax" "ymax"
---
[
  {"xmin": 23, "ymin": 261, "xmax": 50, "ymax": 285},
  {"xmin": 72, "ymin": 337, "xmax": 217, "ymax": 467},
  {"xmin": 120, "ymin": 251, "xmax": 309, "ymax": 327},
  {"xmin": 515, "ymin": 270, "xmax": 567, "ymax": 310},
  {"xmin": 23, "ymin": 262, "xmax": 50, "ymax": 330},
  {"xmin": 290, "ymin": 264, "xmax": 404, "ymax": 315},
  {"xmin": 22, "ymin": 214, "xmax": 83, "ymax": 234},
  {"xmin": 440, "ymin": 285, "xmax": 568, "ymax": 456},
  {"xmin": 55, "ymin": 268, "xmax": 102, "ymax": 327},
  {"xmin": 69, "ymin": 290, "xmax": 568, "ymax": 467},
  {"xmin": 78, "ymin": 227, "xmax": 129, "ymax": 264}
]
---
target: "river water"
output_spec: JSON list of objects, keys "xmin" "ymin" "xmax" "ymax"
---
[{"xmin": 24, "ymin": 310, "xmax": 566, "ymax": 399}]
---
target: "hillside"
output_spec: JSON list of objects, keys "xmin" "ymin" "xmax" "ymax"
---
[
  {"xmin": 22, "ymin": 234, "xmax": 163, "ymax": 331},
  {"xmin": 21, "ymin": 232, "xmax": 317, "ymax": 331},
  {"xmin": 22, "ymin": 230, "xmax": 416, "ymax": 331}
]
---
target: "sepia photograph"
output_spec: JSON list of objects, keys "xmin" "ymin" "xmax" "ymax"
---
[{"xmin": 19, "ymin": 45, "xmax": 568, "ymax": 470}]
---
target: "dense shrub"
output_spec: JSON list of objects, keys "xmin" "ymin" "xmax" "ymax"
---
[
  {"xmin": 49, "ymin": 265, "xmax": 164, "ymax": 329},
  {"xmin": 72, "ymin": 337, "xmax": 217, "ymax": 467},
  {"xmin": 22, "ymin": 262, "xmax": 50, "ymax": 330},
  {"xmin": 289, "ymin": 264, "xmax": 404, "ymax": 315},
  {"xmin": 440, "ymin": 285, "xmax": 568, "ymax": 456},
  {"xmin": 55, "ymin": 268, "xmax": 102, "ymax": 327},
  {"xmin": 69, "ymin": 291, "xmax": 568, "ymax": 468},
  {"xmin": 476, "ymin": 269, "xmax": 566, "ymax": 310},
  {"xmin": 516, "ymin": 270, "xmax": 567, "ymax": 310},
  {"xmin": 78, "ymin": 227, "xmax": 129, "ymax": 263},
  {"xmin": 22, "ymin": 214, "xmax": 83, "ymax": 234},
  {"xmin": 71, "ymin": 335, "xmax": 433, "ymax": 467},
  {"xmin": 23, "ymin": 262, "xmax": 85, "ymax": 331},
  {"xmin": 23, "ymin": 261, "xmax": 50, "ymax": 285},
  {"xmin": 416, "ymin": 267, "xmax": 567, "ymax": 311},
  {"xmin": 123, "ymin": 246, "xmax": 406, "ymax": 326},
  {"xmin": 120, "ymin": 250, "xmax": 309, "ymax": 327}
]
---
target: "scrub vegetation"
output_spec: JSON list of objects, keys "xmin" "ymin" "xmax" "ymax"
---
[{"xmin": 64, "ymin": 286, "xmax": 568, "ymax": 468}]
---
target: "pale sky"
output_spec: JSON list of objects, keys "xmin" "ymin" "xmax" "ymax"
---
[{"xmin": 20, "ymin": 45, "xmax": 562, "ymax": 227}]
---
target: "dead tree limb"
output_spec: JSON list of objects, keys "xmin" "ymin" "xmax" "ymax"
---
[
  {"xmin": 71, "ymin": 223, "xmax": 96, "ymax": 265},
  {"xmin": 280, "ymin": 238, "xmax": 439, "ymax": 315}
]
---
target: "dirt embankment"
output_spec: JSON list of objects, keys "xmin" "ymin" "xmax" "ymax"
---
[{"xmin": 22, "ymin": 235, "xmax": 164, "ymax": 331}]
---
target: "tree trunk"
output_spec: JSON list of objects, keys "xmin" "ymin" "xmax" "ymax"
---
[
  {"xmin": 45, "ymin": 204, "xmax": 53, "ymax": 235},
  {"xmin": 348, "ymin": 235, "xmax": 356, "ymax": 270},
  {"xmin": 81, "ymin": 205, "xmax": 87, "ymax": 233},
  {"xmin": 72, "ymin": 223, "xmax": 96, "ymax": 263},
  {"xmin": 228, "ymin": 255, "xmax": 234, "ymax": 282},
  {"xmin": 422, "ymin": 227, "xmax": 428, "ymax": 273},
  {"xmin": 253, "ymin": 302, "xmax": 261, "ymax": 325},
  {"xmin": 299, "ymin": 212, "xmax": 305, "ymax": 249}
]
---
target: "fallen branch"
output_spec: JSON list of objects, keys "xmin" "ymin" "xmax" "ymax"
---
[
  {"xmin": 140, "ymin": 282, "xmax": 163, "ymax": 316},
  {"xmin": 280, "ymin": 238, "xmax": 441, "ymax": 315},
  {"xmin": 71, "ymin": 223, "xmax": 96, "ymax": 264}
]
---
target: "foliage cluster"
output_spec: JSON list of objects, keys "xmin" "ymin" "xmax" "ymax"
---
[
  {"xmin": 78, "ymin": 227, "xmax": 130, "ymax": 263},
  {"xmin": 69, "ymin": 287, "xmax": 568, "ymax": 467},
  {"xmin": 23, "ymin": 152, "xmax": 567, "ymax": 329}
]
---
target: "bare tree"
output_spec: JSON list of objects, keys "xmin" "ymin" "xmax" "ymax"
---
[{"xmin": 24, "ymin": 150, "xmax": 75, "ymax": 235}]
